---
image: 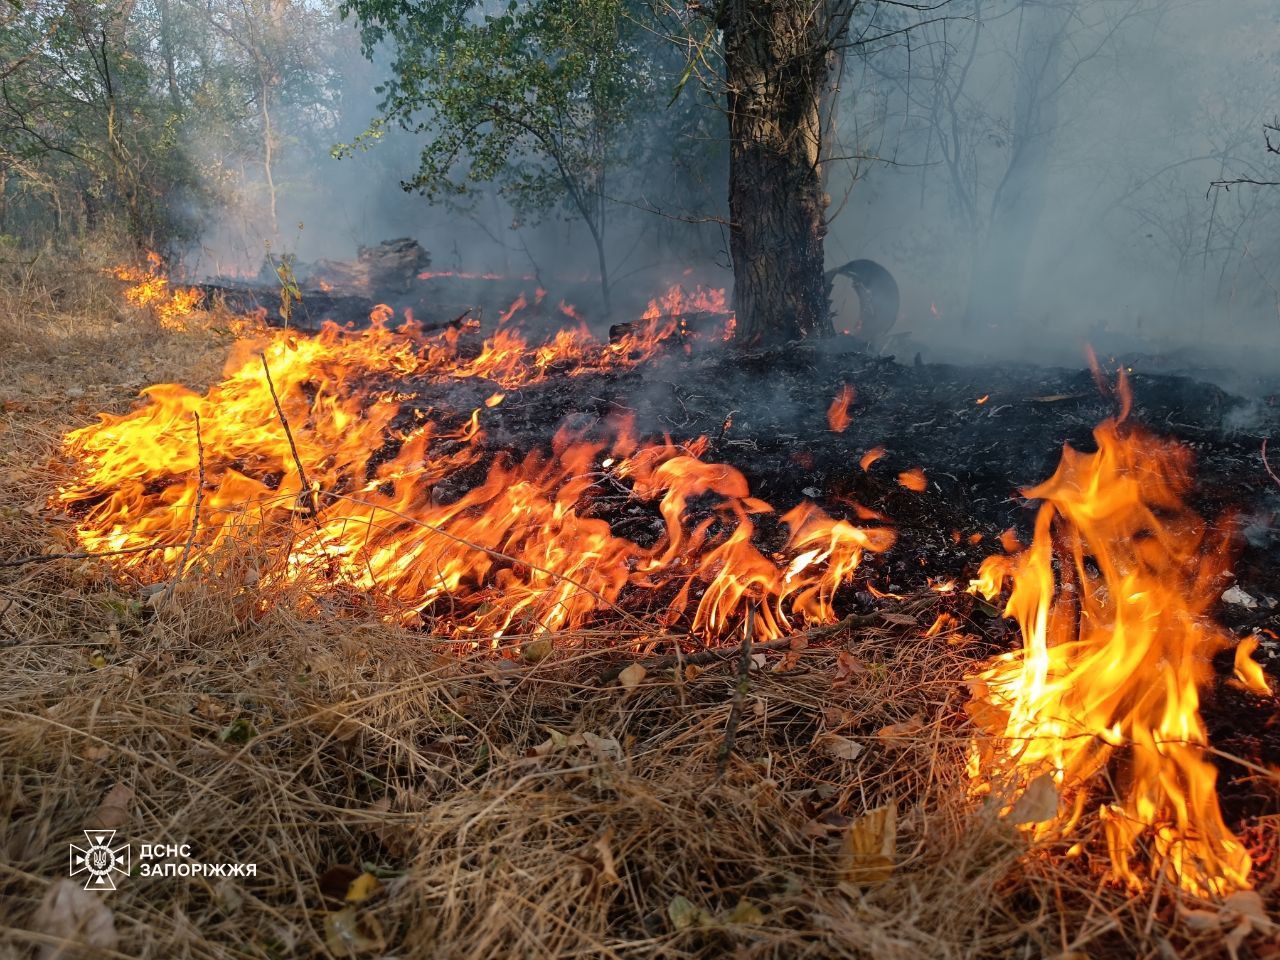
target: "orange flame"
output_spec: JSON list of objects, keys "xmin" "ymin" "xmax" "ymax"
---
[
  {"xmin": 112, "ymin": 253, "xmax": 202, "ymax": 330},
  {"xmin": 897, "ymin": 468, "xmax": 927, "ymax": 492},
  {"xmin": 966, "ymin": 374, "xmax": 1252, "ymax": 896},
  {"xmin": 57, "ymin": 298, "xmax": 888, "ymax": 645},
  {"xmin": 827, "ymin": 385, "xmax": 855, "ymax": 432}
]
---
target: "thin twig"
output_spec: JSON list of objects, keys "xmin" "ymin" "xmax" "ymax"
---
[
  {"xmin": 716, "ymin": 607, "xmax": 754, "ymax": 778},
  {"xmin": 1263, "ymin": 438, "xmax": 1280, "ymax": 491},
  {"xmin": 160, "ymin": 413, "xmax": 204, "ymax": 608},
  {"xmin": 259, "ymin": 352, "xmax": 315, "ymax": 516}
]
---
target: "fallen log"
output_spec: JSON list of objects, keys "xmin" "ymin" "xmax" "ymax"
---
[
  {"xmin": 606, "ymin": 311, "xmax": 729, "ymax": 344},
  {"xmin": 196, "ymin": 283, "xmax": 472, "ymax": 333}
]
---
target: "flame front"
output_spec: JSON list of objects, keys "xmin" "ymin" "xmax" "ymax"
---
[
  {"xmin": 967, "ymin": 381, "xmax": 1252, "ymax": 896},
  {"xmin": 57, "ymin": 287, "xmax": 891, "ymax": 644}
]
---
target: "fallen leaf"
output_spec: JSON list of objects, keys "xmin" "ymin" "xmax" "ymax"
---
[
  {"xmin": 840, "ymin": 800, "xmax": 897, "ymax": 886},
  {"xmin": 683, "ymin": 663, "xmax": 703, "ymax": 682},
  {"xmin": 834, "ymin": 651, "xmax": 868, "ymax": 684},
  {"xmin": 32, "ymin": 879, "xmax": 119, "ymax": 959},
  {"xmin": 617, "ymin": 663, "xmax": 646, "ymax": 691},
  {"xmin": 1006, "ymin": 774, "xmax": 1060, "ymax": 825},
  {"xmin": 218, "ymin": 717, "xmax": 257, "ymax": 744},
  {"xmin": 591, "ymin": 828, "xmax": 620, "ymax": 885},
  {"xmin": 86, "ymin": 783, "xmax": 133, "ymax": 831},
  {"xmin": 668, "ymin": 895, "xmax": 713, "ymax": 931},
  {"xmin": 344, "ymin": 872, "xmax": 382, "ymax": 904},
  {"xmin": 318, "ymin": 865, "xmax": 362, "ymax": 904},
  {"xmin": 816, "ymin": 733, "xmax": 864, "ymax": 761},
  {"xmin": 521, "ymin": 637, "xmax": 553, "ymax": 663},
  {"xmin": 724, "ymin": 898, "xmax": 765, "ymax": 925},
  {"xmin": 876, "ymin": 714, "xmax": 925, "ymax": 742},
  {"xmin": 323, "ymin": 906, "xmax": 384, "ymax": 957}
]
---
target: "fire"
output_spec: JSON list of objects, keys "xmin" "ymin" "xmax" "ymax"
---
[
  {"xmin": 56, "ymin": 293, "xmax": 892, "ymax": 645},
  {"xmin": 859, "ymin": 447, "xmax": 885, "ymax": 472},
  {"xmin": 828, "ymin": 385, "xmax": 855, "ymax": 432},
  {"xmin": 966, "ymin": 371, "xmax": 1253, "ymax": 896},
  {"xmin": 112, "ymin": 253, "xmax": 202, "ymax": 330},
  {"xmin": 897, "ymin": 468, "xmax": 927, "ymax": 492}
]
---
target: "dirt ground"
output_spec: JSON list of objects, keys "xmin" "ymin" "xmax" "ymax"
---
[{"xmin": 2, "ymin": 250, "xmax": 1279, "ymax": 959}]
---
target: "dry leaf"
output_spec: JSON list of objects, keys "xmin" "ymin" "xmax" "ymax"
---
[
  {"xmin": 323, "ymin": 906, "xmax": 384, "ymax": 957},
  {"xmin": 816, "ymin": 733, "xmax": 864, "ymax": 761},
  {"xmin": 617, "ymin": 663, "xmax": 646, "ymax": 691},
  {"xmin": 876, "ymin": 714, "xmax": 925, "ymax": 741},
  {"xmin": 683, "ymin": 663, "xmax": 703, "ymax": 682},
  {"xmin": 1006, "ymin": 774, "xmax": 1060, "ymax": 825},
  {"xmin": 32, "ymin": 879, "xmax": 119, "ymax": 960},
  {"xmin": 839, "ymin": 801, "xmax": 897, "ymax": 887},
  {"xmin": 591, "ymin": 828, "xmax": 619, "ymax": 885},
  {"xmin": 86, "ymin": 783, "xmax": 133, "ymax": 831},
  {"xmin": 834, "ymin": 651, "xmax": 868, "ymax": 684},
  {"xmin": 668, "ymin": 895, "xmax": 712, "ymax": 931},
  {"xmin": 724, "ymin": 899, "xmax": 766, "ymax": 925},
  {"xmin": 344, "ymin": 872, "xmax": 382, "ymax": 904}
]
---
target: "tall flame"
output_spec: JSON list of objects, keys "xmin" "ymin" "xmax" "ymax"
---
[
  {"xmin": 967, "ymin": 372, "xmax": 1252, "ymax": 896},
  {"xmin": 57, "ymin": 291, "xmax": 892, "ymax": 644}
]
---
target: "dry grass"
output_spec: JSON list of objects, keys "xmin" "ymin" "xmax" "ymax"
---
[{"xmin": 0, "ymin": 247, "xmax": 1271, "ymax": 959}]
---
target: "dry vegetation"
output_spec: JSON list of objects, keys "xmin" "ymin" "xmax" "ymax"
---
[{"xmin": 0, "ymin": 247, "xmax": 1272, "ymax": 959}]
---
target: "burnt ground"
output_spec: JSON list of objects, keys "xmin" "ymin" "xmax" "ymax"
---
[{"xmin": 357, "ymin": 321, "xmax": 1280, "ymax": 830}]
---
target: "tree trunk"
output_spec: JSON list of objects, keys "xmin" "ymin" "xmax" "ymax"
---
[{"xmin": 719, "ymin": 0, "xmax": 836, "ymax": 345}]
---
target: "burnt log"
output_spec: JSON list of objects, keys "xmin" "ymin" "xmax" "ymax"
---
[
  {"xmin": 196, "ymin": 282, "xmax": 470, "ymax": 333},
  {"xmin": 607, "ymin": 311, "xmax": 728, "ymax": 345},
  {"xmin": 308, "ymin": 237, "xmax": 430, "ymax": 295}
]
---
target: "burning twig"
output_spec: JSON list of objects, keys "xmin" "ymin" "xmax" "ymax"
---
[
  {"xmin": 1262, "ymin": 438, "xmax": 1280, "ymax": 491},
  {"xmin": 259, "ymin": 352, "xmax": 316, "ymax": 517},
  {"xmin": 159, "ymin": 413, "xmax": 204, "ymax": 610},
  {"xmin": 716, "ymin": 608, "xmax": 755, "ymax": 777}
]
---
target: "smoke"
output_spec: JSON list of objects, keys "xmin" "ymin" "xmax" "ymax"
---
[
  {"xmin": 181, "ymin": 0, "xmax": 1278, "ymax": 383},
  {"xmin": 827, "ymin": 0, "xmax": 1280, "ymax": 378}
]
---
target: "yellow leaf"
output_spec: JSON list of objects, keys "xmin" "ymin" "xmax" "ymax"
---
[
  {"xmin": 618, "ymin": 663, "xmax": 646, "ymax": 691},
  {"xmin": 724, "ymin": 898, "xmax": 765, "ymax": 925},
  {"xmin": 344, "ymin": 872, "xmax": 382, "ymax": 904},
  {"xmin": 667, "ymin": 895, "xmax": 712, "ymax": 931},
  {"xmin": 839, "ymin": 800, "xmax": 896, "ymax": 887}
]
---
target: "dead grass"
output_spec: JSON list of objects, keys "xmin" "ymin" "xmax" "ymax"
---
[{"xmin": 0, "ymin": 248, "xmax": 1272, "ymax": 959}]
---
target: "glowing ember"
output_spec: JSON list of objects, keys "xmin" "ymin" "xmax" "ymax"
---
[
  {"xmin": 828, "ymin": 385, "xmax": 855, "ymax": 432},
  {"xmin": 966, "ymin": 371, "xmax": 1254, "ymax": 896},
  {"xmin": 859, "ymin": 447, "xmax": 885, "ymax": 472},
  {"xmin": 56, "ymin": 293, "xmax": 891, "ymax": 645}
]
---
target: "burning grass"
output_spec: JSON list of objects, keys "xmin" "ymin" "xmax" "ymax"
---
[{"xmin": 1, "ymin": 252, "xmax": 1278, "ymax": 958}]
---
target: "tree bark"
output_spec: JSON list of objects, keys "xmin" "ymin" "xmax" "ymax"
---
[{"xmin": 719, "ymin": 0, "xmax": 836, "ymax": 345}]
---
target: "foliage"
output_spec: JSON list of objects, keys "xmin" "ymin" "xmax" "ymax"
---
[{"xmin": 0, "ymin": 0, "xmax": 206, "ymax": 250}]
